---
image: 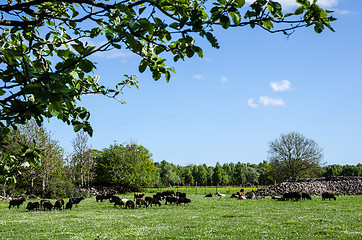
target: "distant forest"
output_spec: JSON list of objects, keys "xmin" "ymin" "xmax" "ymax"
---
[{"xmin": 1, "ymin": 121, "xmax": 361, "ymax": 198}]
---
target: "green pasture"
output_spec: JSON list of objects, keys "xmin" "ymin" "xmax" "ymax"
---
[{"xmin": 0, "ymin": 193, "xmax": 361, "ymax": 239}]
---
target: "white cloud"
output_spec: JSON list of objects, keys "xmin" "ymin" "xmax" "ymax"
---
[
  {"xmin": 221, "ymin": 77, "xmax": 228, "ymax": 83},
  {"xmin": 248, "ymin": 98, "xmax": 259, "ymax": 108},
  {"xmin": 246, "ymin": 0, "xmax": 338, "ymax": 9},
  {"xmin": 270, "ymin": 80, "xmax": 292, "ymax": 92},
  {"xmin": 248, "ymin": 96, "xmax": 286, "ymax": 108},
  {"xmin": 193, "ymin": 74, "xmax": 204, "ymax": 80},
  {"xmin": 259, "ymin": 96, "xmax": 285, "ymax": 107}
]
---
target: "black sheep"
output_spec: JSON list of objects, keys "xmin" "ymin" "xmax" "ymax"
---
[
  {"xmin": 42, "ymin": 201, "xmax": 53, "ymax": 211},
  {"xmin": 9, "ymin": 197, "xmax": 26, "ymax": 209},
  {"xmin": 322, "ymin": 192, "xmax": 336, "ymax": 200},
  {"xmin": 69, "ymin": 197, "xmax": 85, "ymax": 206},
  {"xmin": 177, "ymin": 197, "xmax": 192, "ymax": 205},
  {"xmin": 65, "ymin": 200, "xmax": 73, "ymax": 210},
  {"xmin": 165, "ymin": 196, "xmax": 178, "ymax": 205},
  {"xmin": 302, "ymin": 193, "xmax": 312, "ymax": 200},
  {"xmin": 26, "ymin": 202, "xmax": 40, "ymax": 211},
  {"xmin": 125, "ymin": 200, "xmax": 135, "ymax": 209},
  {"xmin": 145, "ymin": 197, "xmax": 161, "ymax": 207}
]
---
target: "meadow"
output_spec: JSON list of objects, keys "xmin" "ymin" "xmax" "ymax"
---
[{"xmin": 0, "ymin": 191, "xmax": 361, "ymax": 240}]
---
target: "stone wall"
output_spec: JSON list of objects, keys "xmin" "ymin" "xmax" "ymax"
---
[{"xmin": 255, "ymin": 176, "xmax": 362, "ymax": 196}]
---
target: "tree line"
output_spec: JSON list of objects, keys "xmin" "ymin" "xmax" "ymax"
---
[{"xmin": 1, "ymin": 122, "xmax": 360, "ymax": 198}]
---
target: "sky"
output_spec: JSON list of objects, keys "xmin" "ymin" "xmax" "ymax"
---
[{"xmin": 45, "ymin": 0, "xmax": 362, "ymax": 167}]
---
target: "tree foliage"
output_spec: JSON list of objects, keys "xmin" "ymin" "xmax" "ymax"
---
[
  {"xmin": 0, "ymin": 0, "xmax": 336, "ymax": 134},
  {"xmin": 158, "ymin": 160, "xmax": 181, "ymax": 185},
  {"xmin": 268, "ymin": 132, "xmax": 324, "ymax": 182},
  {"xmin": 0, "ymin": 0, "xmax": 335, "ymax": 179},
  {"xmin": 93, "ymin": 142, "xmax": 157, "ymax": 190}
]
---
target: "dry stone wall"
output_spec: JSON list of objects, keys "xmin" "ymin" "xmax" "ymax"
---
[{"xmin": 255, "ymin": 176, "xmax": 362, "ymax": 196}]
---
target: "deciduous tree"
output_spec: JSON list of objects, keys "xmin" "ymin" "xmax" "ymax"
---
[
  {"xmin": 268, "ymin": 132, "xmax": 324, "ymax": 181},
  {"xmin": 94, "ymin": 142, "xmax": 157, "ymax": 190}
]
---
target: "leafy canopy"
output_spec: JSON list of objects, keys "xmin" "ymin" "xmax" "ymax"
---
[{"xmin": 0, "ymin": 0, "xmax": 335, "ymax": 181}]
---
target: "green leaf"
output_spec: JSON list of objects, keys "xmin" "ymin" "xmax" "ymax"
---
[
  {"xmin": 230, "ymin": 12, "xmax": 241, "ymax": 25},
  {"xmin": 139, "ymin": 19, "xmax": 154, "ymax": 34},
  {"xmin": 220, "ymin": 15, "xmax": 230, "ymax": 29},
  {"xmin": 79, "ymin": 59, "xmax": 94, "ymax": 73},
  {"xmin": 263, "ymin": 20, "xmax": 273, "ymax": 30},
  {"xmin": 72, "ymin": 43, "xmax": 84, "ymax": 54},
  {"xmin": 48, "ymin": 104, "xmax": 60, "ymax": 116},
  {"xmin": 139, "ymin": 59, "xmax": 147, "ymax": 73},
  {"xmin": 73, "ymin": 123, "xmax": 83, "ymax": 132},
  {"xmin": 295, "ymin": 6, "xmax": 305, "ymax": 15}
]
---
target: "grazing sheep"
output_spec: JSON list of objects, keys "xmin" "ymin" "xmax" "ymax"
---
[
  {"xmin": 110, "ymin": 195, "xmax": 121, "ymax": 204},
  {"xmin": 282, "ymin": 192, "xmax": 301, "ymax": 201},
  {"xmin": 125, "ymin": 200, "xmax": 135, "ymax": 209},
  {"xmin": 113, "ymin": 198, "xmax": 130, "ymax": 208},
  {"xmin": 42, "ymin": 201, "xmax": 53, "ymax": 211},
  {"xmin": 69, "ymin": 197, "xmax": 84, "ymax": 206},
  {"xmin": 302, "ymin": 193, "xmax": 312, "ymax": 200},
  {"xmin": 162, "ymin": 190, "xmax": 175, "ymax": 197},
  {"xmin": 177, "ymin": 197, "xmax": 192, "ymax": 205},
  {"xmin": 65, "ymin": 200, "xmax": 73, "ymax": 210},
  {"xmin": 176, "ymin": 192, "xmax": 186, "ymax": 198},
  {"xmin": 136, "ymin": 198, "xmax": 148, "ymax": 208},
  {"xmin": 96, "ymin": 193, "xmax": 113, "ymax": 202},
  {"xmin": 54, "ymin": 199, "xmax": 64, "ymax": 210},
  {"xmin": 165, "ymin": 196, "xmax": 178, "ymax": 205},
  {"xmin": 322, "ymin": 192, "xmax": 336, "ymax": 200},
  {"xmin": 150, "ymin": 198, "xmax": 161, "ymax": 207},
  {"xmin": 153, "ymin": 193, "xmax": 164, "ymax": 201},
  {"xmin": 134, "ymin": 193, "xmax": 146, "ymax": 201},
  {"xmin": 9, "ymin": 197, "xmax": 26, "ymax": 209},
  {"xmin": 205, "ymin": 193, "xmax": 212, "ymax": 197},
  {"xmin": 26, "ymin": 202, "xmax": 40, "ymax": 211}
]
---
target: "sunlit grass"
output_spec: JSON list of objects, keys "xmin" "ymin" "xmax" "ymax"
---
[{"xmin": 0, "ymin": 194, "xmax": 361, "ymax": 239}]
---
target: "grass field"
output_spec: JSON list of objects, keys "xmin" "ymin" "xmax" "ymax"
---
[{"xmin": 0, "ymin": 193, "xmax": 361, "ymax": 239}]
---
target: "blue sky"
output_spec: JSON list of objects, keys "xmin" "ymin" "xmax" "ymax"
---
[{"xmin": 45, "ymin": 0, "xmax": 362, "ymax": 166}]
